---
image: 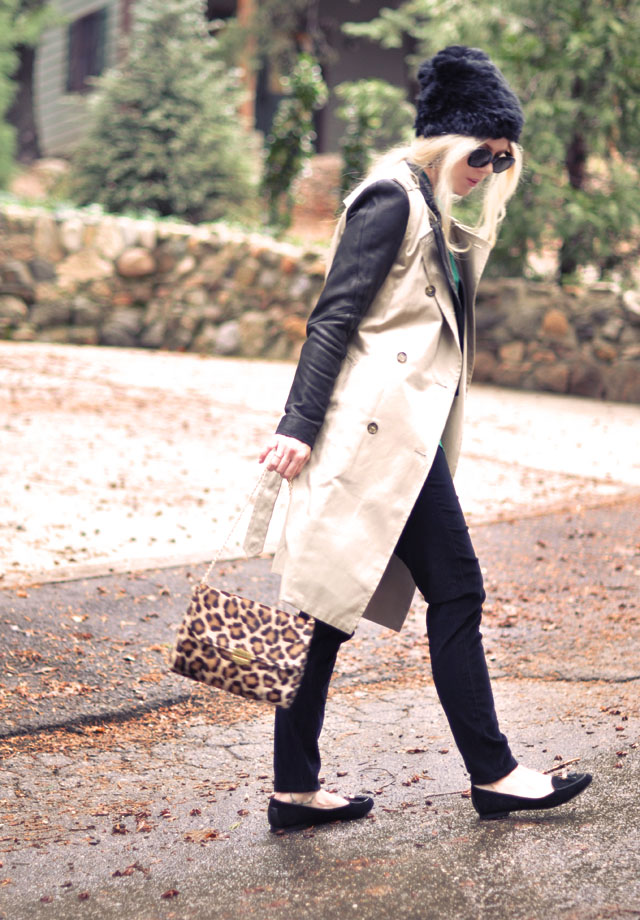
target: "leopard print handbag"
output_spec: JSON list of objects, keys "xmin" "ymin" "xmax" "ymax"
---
[
  {"xmin": 169, "ymin": 586, "xmax": 315, "ymax": 708},
  {"xmin": 169, "ymin": 472, "xmax": 315, "ymax": 709}
]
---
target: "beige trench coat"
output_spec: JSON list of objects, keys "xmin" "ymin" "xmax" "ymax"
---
[{"xmin": 251, "ymin": 159, "xmax": 492, "ymax": 635}]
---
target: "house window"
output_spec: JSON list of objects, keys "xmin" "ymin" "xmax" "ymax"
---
[
  {"xmin": 66, "ymin": 7, "xmax": 108, "ymax": 93},
  {"xmin": 206, "ymin": 0, "xmax": 237, "ymax": 19}
]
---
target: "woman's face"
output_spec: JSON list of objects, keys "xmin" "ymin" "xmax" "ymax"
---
[{"xmin": 450, "ymin": 138, "xmax": 511, "ymax": 196}]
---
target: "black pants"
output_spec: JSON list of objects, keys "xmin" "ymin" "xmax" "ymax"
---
[{"xmin": 273, "ymin": 447, "xmax": 518, "ymax": 789}]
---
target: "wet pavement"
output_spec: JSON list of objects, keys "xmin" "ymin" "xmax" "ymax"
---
[
  {"xmin": 1, "ymin": 499, "xmax": 639, "ymax": 739},
  {"xmin": 1, "ymin": 498, "xmax": 639, "ymax": 920},
  {"xmin": 0, "ymin": 343, "xmax": 639, "ymax": 919}
]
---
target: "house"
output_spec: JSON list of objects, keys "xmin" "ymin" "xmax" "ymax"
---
[
  {"xmin": 35, "ymin": 0, "xmax": 121, "ymax": 157},
  {"xmin": 34, "ymin": 0, "xmax": 408, "ymax": 157}
]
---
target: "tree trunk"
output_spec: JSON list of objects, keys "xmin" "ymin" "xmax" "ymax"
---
[
  {"xmin": 559, "ymin": 130, "xmax": 587, "ymax": 278},
  {"xmin": 7, "ymin": 45, "xmax": 40, "ymax": 163},
  {"xmin": 565, "ymin": 130, "xmax": 587, "ymax": 190}
]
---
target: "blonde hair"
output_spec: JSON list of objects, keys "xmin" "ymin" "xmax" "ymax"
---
[{"xmin": 366, "ymin": 134, "xmax": 523, "ymax": 251}]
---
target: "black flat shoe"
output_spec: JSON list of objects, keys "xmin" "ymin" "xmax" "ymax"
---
[
  {"xmin": 268, "ymin": 794, "xmax": 374, "ymax": 831},
  {"xmin": 471, "ymin": 772, "xmax": 592, "ymax": 820}
]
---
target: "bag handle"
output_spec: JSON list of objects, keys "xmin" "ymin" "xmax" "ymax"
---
[{"xmin": 201, "ymin": 469, "xmax": 288, "ymax": 585}]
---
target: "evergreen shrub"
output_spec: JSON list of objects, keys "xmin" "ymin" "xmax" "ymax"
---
[
  {"xmin": 335, "ymin": 80, "xmax": 414, "ymax": 196},
  {"xmin": 262, "ymin": 53, "xmax": 328, "ymax": 232},
  {"xmin": 0, "ymin": 1, "xmax": 18, "ymax": 187},
  {"xmin": 70, "ymin": 0, "xmax": 257, "ymax": 223}
]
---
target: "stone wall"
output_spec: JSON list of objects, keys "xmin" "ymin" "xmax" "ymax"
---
[
  {"xmin": 474, "ymin": 279, "xmax": 640, "ymax": 402},
  {"xmin": 0, "ymin": 204, "xmax": 326, "ymax": 362},
  {"xmin": 1, "ymin": 204, "xmax": 639, "ymax": 402}
]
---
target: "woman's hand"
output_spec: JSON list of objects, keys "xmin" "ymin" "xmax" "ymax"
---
[{"xmin": 259, "ymin": 434, "xmax": 311, "ymax": 481}]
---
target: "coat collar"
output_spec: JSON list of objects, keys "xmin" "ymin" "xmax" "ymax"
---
[
  {"xmin": 404, "ymin": 159, "xmax": 492, "ymax": 382},
  {"xmin": 403, "ymin": 159, "xmax": 492, "ymax": 253}
]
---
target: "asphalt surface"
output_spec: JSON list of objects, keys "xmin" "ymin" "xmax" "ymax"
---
[
  {"xmin": 1, "ymin": 497, "xmax": 639, "ymax": 920},
  {"xmin": 1, "ymin": 343, "xmax": 639, "ymax": 919},
  {"xmin": 1, "ymin": 499, "xmax": 639, "ymax": 738},
  {"xmin": 3, "ymin": 342, "xmax": 640, "ymax": 586}
]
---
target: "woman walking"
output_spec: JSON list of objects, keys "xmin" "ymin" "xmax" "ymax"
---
[{"xmin": 259, "ymin": 45, "xmax": 592, "ymax": 828}]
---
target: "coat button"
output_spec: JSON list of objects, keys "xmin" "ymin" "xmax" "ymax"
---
[
  {"xmin": 397, "ymin": 351, "xmax": 407, "ymax": 363},
  {"xmin": 367, "ymin": 422, "xmax": 378, "ymax": 435},
  {"xmin": 425, "ymin": 284, "xmax": 436, "ymax": 297}
]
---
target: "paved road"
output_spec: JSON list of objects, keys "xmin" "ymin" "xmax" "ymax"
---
[
  {"xmin": 1, "ymin": 497, "xmax": 639, "ymax": 739},
  {"xmin": 2, "ymin": 342, "xmax": 639, "ymax": 585},
  {"xmin": 1, "ymin": 498, "xmax": 639, "ymax": 920},
  {"xmin": 0, "ymin": 343, "xmax": 639, "ymax": 919}
]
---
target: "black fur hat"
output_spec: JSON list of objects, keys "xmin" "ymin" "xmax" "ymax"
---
[{"xmin": 414, "ymin": 45, "xmax": 524, "ymax": 142}]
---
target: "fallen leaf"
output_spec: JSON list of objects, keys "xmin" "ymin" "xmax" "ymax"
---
[
  {"xmin": 112, "ymin": 862, "xmax": 148, "ymax": 878},
  {"xmin": 184, "ymin": 829, "xmax": 225, "ymax": 843},
  {"xmin": 161, "ymin": 889, "xmax": 179, "ymax": 899}
]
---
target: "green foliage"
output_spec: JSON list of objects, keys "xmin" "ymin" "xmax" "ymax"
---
[
  {"xmin": 335, "ymin": 80, "xmax": 414, "ymax": 196},
  {"xmin": 262, "ymin": 53, "xmax": 328, "ymax": 232},
  {"xmin": 0, "ymin": 1, "xmax": 60, "ymax": 174},
  {"xmin": 344, "ymin": 0, "xmax": 640, "ymax": 280},
  {"xmin": 0, "ymin": 1, "xmax": 20, "ymax": 186},
  {"xmin": 69, "ymin": 0, "xmax": 258, "ymax": 223},
  {"xmin": 10, "ymin": 0, "xmax": 59, "ymax": 47},
  {"xmin": 250, "ymin": 0, "xmax": 321, "ymax": 72}
]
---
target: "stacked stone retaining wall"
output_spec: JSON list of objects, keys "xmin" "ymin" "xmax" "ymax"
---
[
  {"xmin": 474, "ymin": 279, "xmax": 640, "ymax": 402},
  {"xmin": 1, "ymin": 204, "xmax": 639, "ymax": 402}
]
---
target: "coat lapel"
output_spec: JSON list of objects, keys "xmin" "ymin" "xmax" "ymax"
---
[
  {"xmin": 418, "ymin": 234, "xmax": 461, "ymax": 346},
  {"xmin": 411, "ymin": 166, "xmax": 473, "ymax": 352},
  {"xmin": 451, "ymin": 222, "xmax": 492, "ymax": 303},
  {"xmin": 450, "ymin": 223, "xmax": 492, "ymax": 382}
]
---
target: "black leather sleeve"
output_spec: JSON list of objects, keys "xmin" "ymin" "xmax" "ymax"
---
[{"xmin": 275, "ymin": 179, "xmax": 410, "ymax": 448}]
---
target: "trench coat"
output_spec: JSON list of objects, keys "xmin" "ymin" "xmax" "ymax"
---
[{"xmin": 247, "ymin": 158, "xmax": 492, "ymax": 636}]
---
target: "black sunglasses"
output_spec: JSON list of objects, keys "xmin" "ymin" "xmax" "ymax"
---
[{"xmin": 467, "ymin": 146, "xmax": 515, "ymax": 173}]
